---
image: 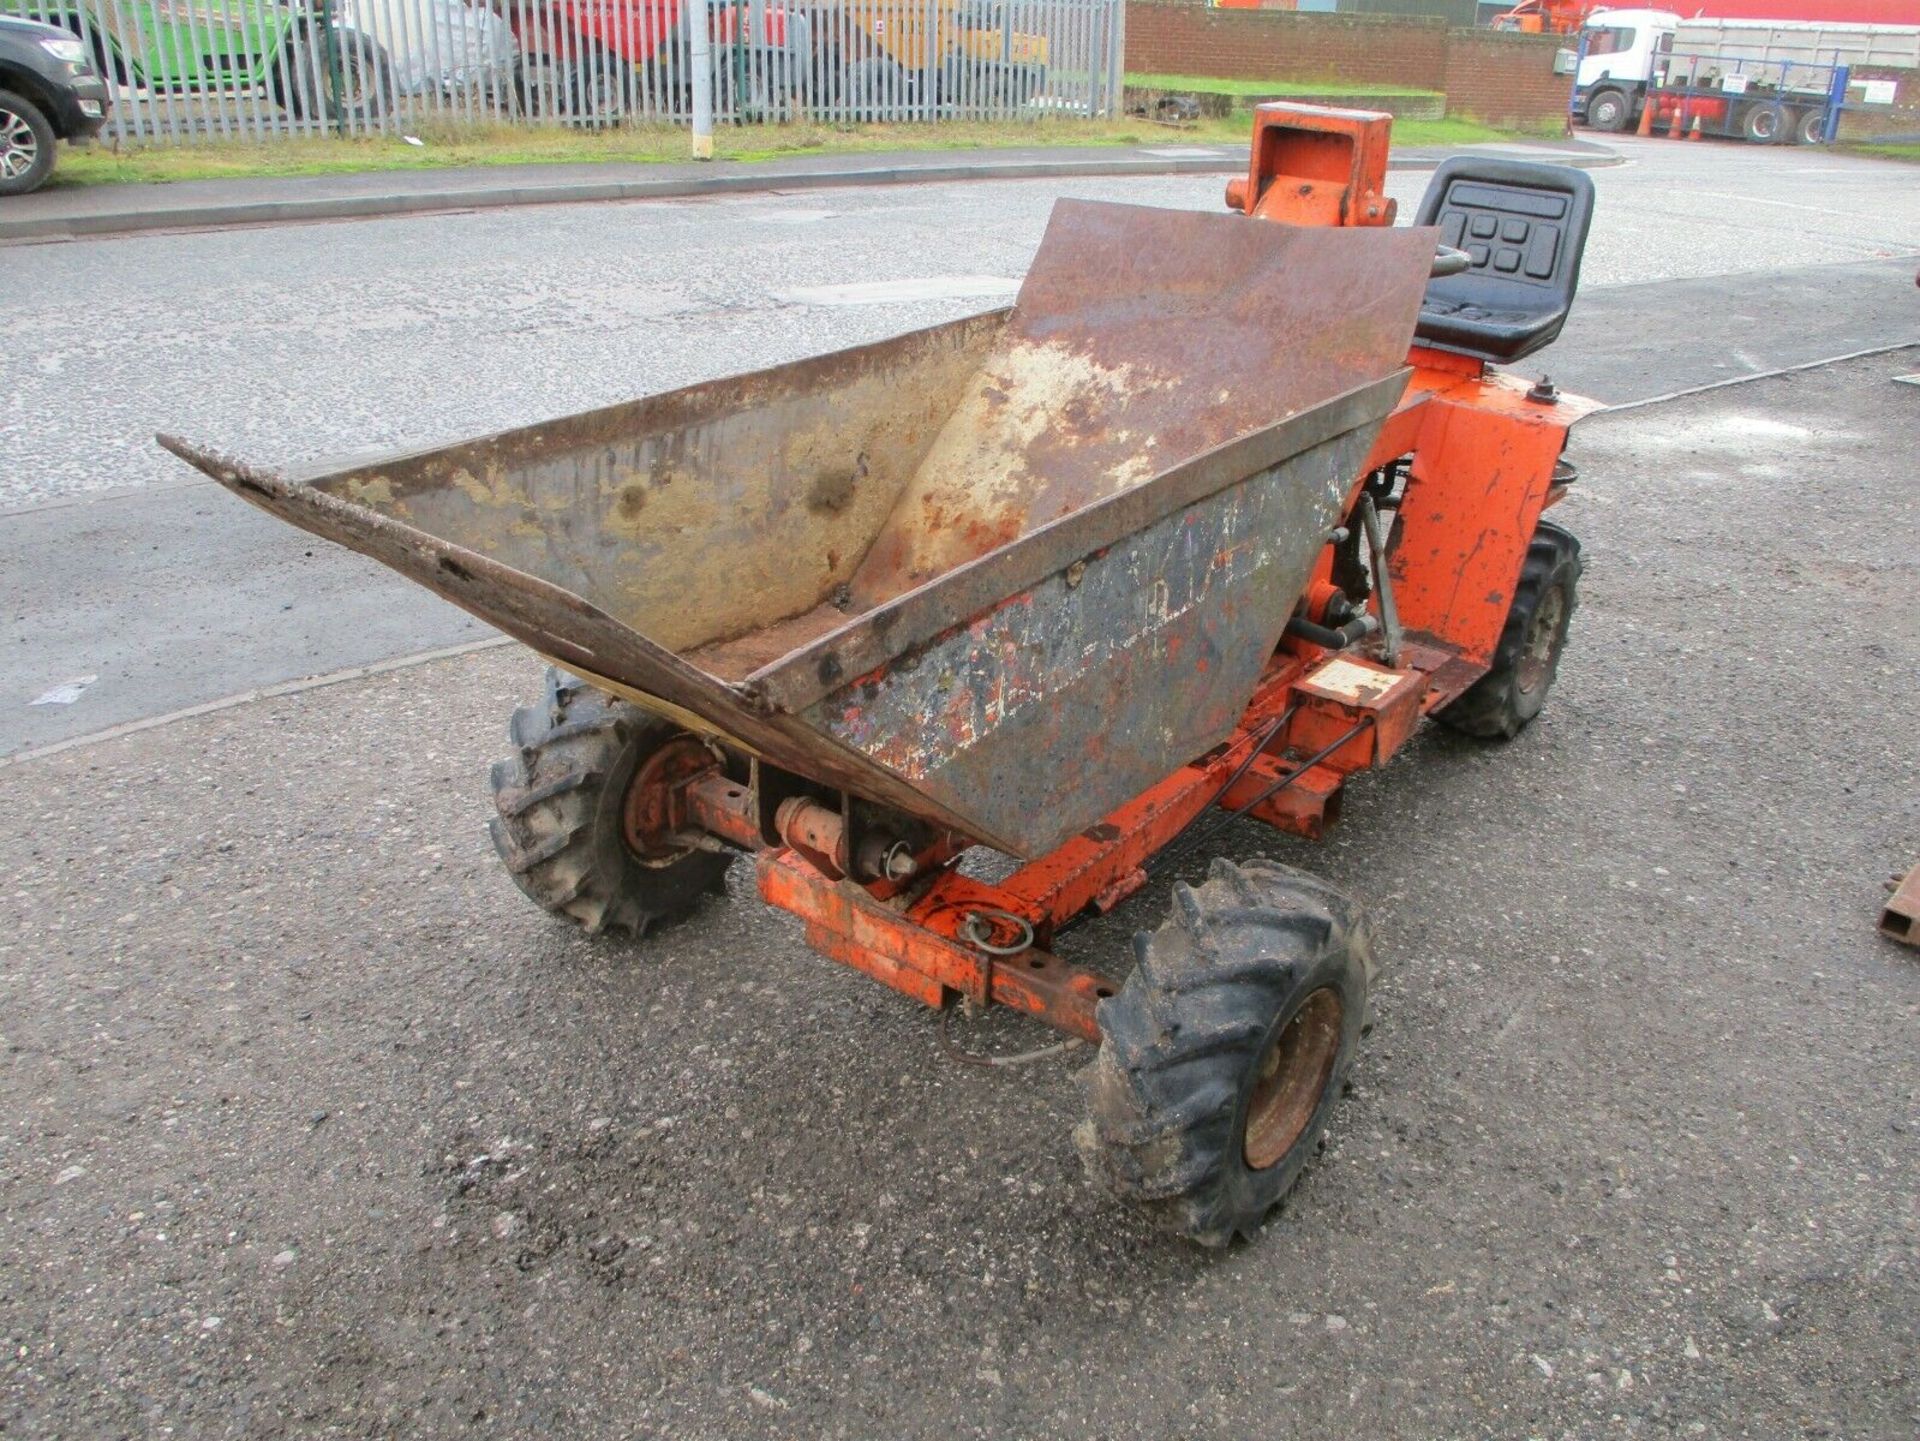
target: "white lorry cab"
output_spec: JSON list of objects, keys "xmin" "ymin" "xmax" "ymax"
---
[
  {"xmin": 1564, "ymin": 8, "xmax": 1678, "ymax": 132},
  {"xmin": 1564, "ymin": 7, "xmax": 1920, "ymax": 142}
]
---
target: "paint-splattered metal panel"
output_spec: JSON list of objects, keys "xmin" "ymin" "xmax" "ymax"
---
[{"xmin": 801, "ymin": 416, "xmax": 1385, "ymax": 855}]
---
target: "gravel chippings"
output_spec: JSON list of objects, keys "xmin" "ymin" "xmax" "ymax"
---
[{"xmin": 1, "ymin": 355, "xmax": 1916, "ymax": 1437}]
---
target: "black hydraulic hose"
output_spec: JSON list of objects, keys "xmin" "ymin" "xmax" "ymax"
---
[{"xmin": 1285, "ymin": 614, "xmax": 1379, "ymax": 650}]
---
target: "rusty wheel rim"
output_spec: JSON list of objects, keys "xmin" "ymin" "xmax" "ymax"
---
[
  {"xmin": 1242, "ymin": 987, "xmax": 1344, "ymax": 1172},
  {"xmin": 621, "ymin": 738, "xmax": 718, "ymax": 868},
  {"xmin": 1516, "ymin": 585, "xmax": 1565, "ymax": 697}
]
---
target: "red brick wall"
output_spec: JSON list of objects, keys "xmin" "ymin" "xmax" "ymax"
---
[
  {"xmin": 1125, "ymin": 2, "xmax": 1450, "ymax": 91},
  {"xmin": 1124, "ymin": 2, "xmax": 1574, "ymax": 129},
  {"xmin": 1441, "ymin": 28, "xmax": 1572, "ymax": 128}
]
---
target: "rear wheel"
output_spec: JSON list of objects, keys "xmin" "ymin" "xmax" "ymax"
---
[
  {"xmin": 519, "ymin": 49, "xmax": 627, "ymax": 122},
  {"xmin": 489, "ymin": 668, "xmax": 731, "ymax": 937},
  {"xmin": 0, "ymin": 90, "xmax": 56, "ymax": 198},
  {"xmin": 1742, "ymin": 102, "xmax": 1786, "ymax": 144},
  {"xmin": 572, "ymin": 50, "xmax": 629, "ymax": 123},
  {"xmin": 274, "ymin": 33, "xmax": 392, "ymax": 124},
  {"xmin": 1076, "ymin": 858, "xmax": 1374, "ymax": 1246},
  {"xmin": 1794, "ymin": 107, "xmax": 1825, "ymax": 145},
  {"xmin": 1437, "ymin": 519, "xmax": 1581, "ymax": 740},
  {"xmin": 1585, "ymin": 88, "xmax": 1629, "ymax": 133},
  {"xmin": 518, "ymin": 54, "xmax": 568, "ymax": 116}
]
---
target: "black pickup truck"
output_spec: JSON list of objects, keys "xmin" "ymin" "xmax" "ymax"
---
[{"xmin": 0, "ymin": 13, "xmax": 108, "ymax": 195}]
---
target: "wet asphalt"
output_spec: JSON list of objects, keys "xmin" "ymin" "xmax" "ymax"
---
[{"xmin": 2, "ymin": 347, "xmax": 1916, "ymax": 1437}]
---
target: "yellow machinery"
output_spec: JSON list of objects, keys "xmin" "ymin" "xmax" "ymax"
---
[{"xmin": 805, "ymin": 0, "xmax": 1049, "ymax": 112}]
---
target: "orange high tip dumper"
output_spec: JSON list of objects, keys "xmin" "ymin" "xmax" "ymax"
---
[{"xmin": 163, "ymin": 105, "xmax": 1600, "ymax": 1246}]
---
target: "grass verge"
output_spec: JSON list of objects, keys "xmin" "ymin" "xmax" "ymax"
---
[
  {"xmin": 1845, "ymin": 140, "xmax": 1920, "ymax": 162},
  {"xmin": 52, "ymin": 112, "xmax": 1524, "ymax": 188}
]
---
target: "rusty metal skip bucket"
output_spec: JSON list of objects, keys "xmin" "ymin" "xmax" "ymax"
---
[{"xmin": 161, "ymin": 200, "xmax": 1436, "ymax": 857}]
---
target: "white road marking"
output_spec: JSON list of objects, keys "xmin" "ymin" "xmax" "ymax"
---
[
  {"xmin": 1690, "ymin": 188, "xmax": 1864, "ymax": 218},
  {"xmin": 1, "ymin": 640, "xmax": 508, "ymax": 768}
]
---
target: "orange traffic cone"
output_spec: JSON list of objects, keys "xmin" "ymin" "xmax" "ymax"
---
[
  {"xmin": 1670, "ymin": 104, "xmax": 1689, "ymax": 138},
  {"xmin": 1688, "ymin": 116, "xmax": 1704, "ymax": 140},
  {"xmin": 1636, "ymin": 100, "xmax": 1654, "ymax": 136}
]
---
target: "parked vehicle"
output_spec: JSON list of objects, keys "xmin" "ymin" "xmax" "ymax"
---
[
  {"xmin": 1566, "ymin": 7, "xmax": 1920, "ymax": 141},
  {"xmin": 496, "ymin": 0, "xmax": 1047, "ymax": 123},
  {"xmin": 1493, "ymin": 0, "xmax": 1603, "ymax": 36},
  {"xmin": 0, "ymin": 12, "xmax": 106, "ymax": 194},
  {"xmin": 336, "ymin": 0, "xmax": 515, "ymax": 100},
  {"xmin": 1497, "ymin": 0, "xmax": 1919, "ymax": 32},
  {"xmin": 8, "ymin": 0, "xmax": 394, "ymax": 123},
  {"xmin": 800, "ymin": 0, "xmax": 1050, "ymax": 115},
  {"xmin": 498, "ymin": 0, "xmax": 807, "ymax": 120}
]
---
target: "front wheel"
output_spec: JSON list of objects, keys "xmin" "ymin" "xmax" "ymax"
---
[
  {"xmin": 0, "ymin": 89, "xmax": 56, "ymax": 198},
  {"xmin": 1076, "ymin": 858, "xmax": 1374, "ymax": 1247},
  {"xmin": 1742, "ymin": 103, "xmax": 1786, "ymax": 144},
  {"xmin": 1585, "ymin": 88, "xmax": 1629, "ymax": 133},
  {"xmin": 1437, "ymin": 519, "xmax": 1581, "ymax": 740},
  {"xmin": 489, "ymin": 668, "xmax": 731, "ymax": 937}
]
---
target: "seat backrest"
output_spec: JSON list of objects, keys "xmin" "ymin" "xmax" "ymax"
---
[{"xmin": 1413, "ymin": 157, "xmax": 1595, "ymax": 366}]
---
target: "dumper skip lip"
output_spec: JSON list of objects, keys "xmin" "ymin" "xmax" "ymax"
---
[{"xmin": 162, "ymin": 197, "xmax": 1433, "ymax": 857}]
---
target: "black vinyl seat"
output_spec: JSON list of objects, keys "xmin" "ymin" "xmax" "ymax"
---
[{"xmin": 1413, "ymin": 157, "xmax": 1595, "ymax": 365}]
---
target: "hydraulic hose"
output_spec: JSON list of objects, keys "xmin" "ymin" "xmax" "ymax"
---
[{"xmin": 1284, "ymin": 613, "xmax": 1380, "ymax": 650}]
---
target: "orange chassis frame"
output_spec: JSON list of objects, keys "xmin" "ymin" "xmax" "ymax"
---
[{"xmin": 662, "ymin": 108, "xmax": 1601, "ymax": 1044}]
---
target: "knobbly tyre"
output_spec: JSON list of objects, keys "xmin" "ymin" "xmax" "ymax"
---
[{"xmin": 163, "ymin": 104, "xmax": 1599, "ymax": 1246}]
